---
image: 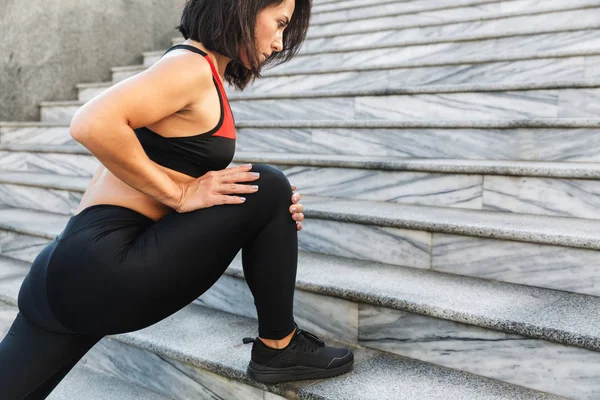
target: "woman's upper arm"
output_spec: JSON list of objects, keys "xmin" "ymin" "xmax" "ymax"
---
[{"xmin": 70, "ymin": 53, "xmax": 213, "ymax": 136}]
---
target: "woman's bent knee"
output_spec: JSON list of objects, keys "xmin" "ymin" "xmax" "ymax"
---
[{"xmin": 250, "ymin": 164, "xmax": 293, "ymax": 200}]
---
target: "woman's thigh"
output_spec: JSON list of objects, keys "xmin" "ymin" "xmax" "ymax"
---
[{"xmin": 45, "ymin": 164, "xmax": 294, "ymax": 335}]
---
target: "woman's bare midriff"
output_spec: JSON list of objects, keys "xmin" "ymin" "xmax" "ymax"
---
[{"xmin": 74, "ymin": 163, "xmax": 197, "ymax": 222}]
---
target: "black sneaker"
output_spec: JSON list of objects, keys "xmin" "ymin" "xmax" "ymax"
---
[{"xmin": 242, "ymin": 322, "xmax": 354, "ymax": 384}]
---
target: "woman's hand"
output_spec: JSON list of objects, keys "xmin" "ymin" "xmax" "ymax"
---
[
  {"xmin": 175, "ymin": 164, "xmax": 259, "ymax": 213},
  {"xmin": 290, "ymin": 184, "xmax": 304, "ymax": 231}
]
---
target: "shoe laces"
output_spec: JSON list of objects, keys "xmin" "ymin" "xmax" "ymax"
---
[
  {"xmin": 295, "ymin": 326, "xmax": 325, "ymax": 353},
  {"xmin": 241, "ymin": 324, "xmax": 326, "ymax": 353}
]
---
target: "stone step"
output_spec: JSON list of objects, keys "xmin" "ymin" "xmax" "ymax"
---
[
  {"xmin": 307, "ymin": 0, "xmax": 600, "ymax": 37},
  {"xmin": 205, "ymin": 252, "xmax": 600, "ymax": 399},
  {"xmin": 0, "ymin": 172, "xmax": 87, "ymax": 215},
  {"xmin": 169, "ymin": 1, "xmax": 600, "ymax": 45},
  {"xmin": 3, "ymin": 187, "xmax": 600, "ymax": 296},
  {"xmin": 0, "ymin": 297, "xmax": 561, "ymax": 400},
  {"xmin": 120, "ymin": 27, "xmax": 600, "ymax": 84},
  {"xmin": 41, "ymin": 79, "xmax": 600, "ymax": 124},
  {"xmin": 4, "ymin": 119, "xmax": 600, "ymax": 162},
  {"xmin": 264, "ymin": 29, "xmax": 600, "ymax": 76},
  {"xmin": 81, "ymin": 53, "xmax": 598, "ymax": 103},
  {"xmin": 309, "ymin": 0, "xmax": 505, "ymax": 24},
  {"xmin": 0, "ymin": 301, "xmax": 285, "ymax": 400},
  {"xmin": 0, "ymin": 143, "xmax": 98, "ymax": 177},
  {"xmin": 150, "ymin": 7, "xmax": 600, "ymax": 69},
  {"xmin": 7, "ymin": 153, "xmax": 600, "ymax": 220},
  {"xmin": 0, "ymin": 246, "xmax": 588, "ymax": 398}
]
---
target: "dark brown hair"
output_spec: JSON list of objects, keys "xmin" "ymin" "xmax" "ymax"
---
[{"xmin": 176, "ymin": 0, "xmax": 311, "ymax": 91}]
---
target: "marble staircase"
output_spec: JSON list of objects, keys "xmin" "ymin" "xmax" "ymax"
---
[{"xmin": 1, "ymin": 0, "xmax": 600, "ymax": 398}]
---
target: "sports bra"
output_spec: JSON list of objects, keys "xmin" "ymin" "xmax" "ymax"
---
[{"xmin": 134, "ymin": 44, "xmax": 236, "ymax": 178}]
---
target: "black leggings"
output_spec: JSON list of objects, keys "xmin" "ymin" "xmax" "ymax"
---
[{"xmin": 0, "ymin": 164, "xmax": 298, "ymax": 399}]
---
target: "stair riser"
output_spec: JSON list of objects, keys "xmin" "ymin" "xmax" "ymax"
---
[
  {"xmin": 311, "ymin": 0, "xmax": 502, "ymax": 24},
  {"xmin": 126, "ymin": 29, "xmax": 600, "ymax": 84},
  {"xmin": 146, "ymin": 8, "xmax": 600, "ymax": 68},
  {"xmin": 276, "ymin": 30, "xmax": 600, "ymax": 74},
  {"xmin": 233, "ymin": 87, "xmax": 600, "ymax": 121},
  {"xmin": 433, "ymin": 233, "xmax": 600, "ymax": 297},
  {"xmin": 298, "ymin": 218, "xmax": 600, "ymax": 296},
  {"xmin": 7, "ymin": 162, "xmax": 600, "ymax": 219},
  {"xmin": 0, "ymin": 230, "xmax": 51, "ymax": 264},
  {"xmin": 310, "ymin": 0, "xmax": 600, "ymax": 36},
  {"xmin": 91, "ymin": 55, "xmax": 597, "ymax": 102},
  {"xmin": 358, "ymin": 303, "xmax": 599, "ymax": 399},
  {"xmin": 0, "ymin": 126, "xmax": 77, "ymax": 145},
  {"xmin": 0, "ymin": 151, "xmax": 99, "ymax": 177},
  {"xmin": 236, "ymin": 126, "xmax": 600, "ymax": 162},
  {"xmin": 8, "ymin": 126, "xmax": 600, "ymax": 164},
  {"xmin": 194, "ymin": 271, "xmax": 600, "ymax": 399},
  {"xmin": 0, "ymin": 184, "xmax": 82, "ymax": 216},
  {"xmin": 41, "ymin": 86, "xmax": 600, "ymax": 124}
]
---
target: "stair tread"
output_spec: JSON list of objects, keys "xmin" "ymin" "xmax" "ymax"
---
[
  {"xmin": 0, "ymin": 287, "xmax": 564, "ymax": 399},
  {"xmin": 48, "ymin": 364, "xmax": 168, "ymax": 400}
]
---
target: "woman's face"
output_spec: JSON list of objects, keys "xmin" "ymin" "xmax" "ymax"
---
[{"xmin": 242, "ymin": 0, "xmax": 295, "ymax": 69}]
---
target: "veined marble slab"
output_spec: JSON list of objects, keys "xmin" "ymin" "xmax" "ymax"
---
[
  {"xmin": 360, "ymin": 303, "xmax": 600, "ymax": 399},
  {"xmin": 41, "ymin": 104, "xmax": 81, "ymax": 124},
  {"xmin": 483, "ymin": 175, "xmax": 600, "ymax": 219},
  {"xmin": 275, "ymin": 30, "xmax": 600, "ymax": 74},
  {"xmin": 6, "ymin": 160, "xmax": 600, "ymax": 221},
  {"xmin": 312, "ymin": 0, "xmax": 596, "ymax": 25},
  {"xmin": 0, "ymin": 230, "xmax": 51, "ymax": 263},
  {"xmin": 0, "ymin": 125, "xmax": 75, "ymax": 145},
  {"xmin": 143, "ymin": 7, "xmax": 600, "ymax": 68},
  {"xmin": 8, "ymin": 123, "xmax": 600, "ymax": 163},
  {"xmin": 298, "ymin": 218, "xmax": 432, "ymax": 268},
  {"xmin": 104, "ymin": 56, "xmax": 590, "ymax": 101},
  {"xmin": 0, "ymin": 183, "xmax": 83, "ymax": 216},
  {"xmin": 311, "ymin": 0, "xmax": 502, "ymax": 23},
  {"xmin": 307, "ymin": 8, "xmax": 600, "ymax": 53},
  {"xmin": 226, "ymin": 87, "xmax": 600, "ymax": 121},
  {"xmin": 0, "ymin": 256, "xmax": 29, "ymax": 305},
  {"xmin": 309, "ymin": 0, "xmax": 600, "ymax": 37},
  {"xmin": 433, "ymin": 233, "xmax": 600, "ymax": 296},
  {"xmin": 274, "ymin": 164, "xmax": 483, "ymax": 209},
  {"xmin": 0, "ymin": 150, "xmax": 98, "ymax": 176},
  {"xmin": 586, "ymin": 55, "xmax": 600, "ymax": 78}
]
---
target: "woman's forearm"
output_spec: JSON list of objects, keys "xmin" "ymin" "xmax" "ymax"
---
[{"xmin": 70, "ymin": 121, "xmax": 183, "ymax": 210}]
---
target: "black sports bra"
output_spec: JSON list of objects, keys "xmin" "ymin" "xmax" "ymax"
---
[{"xmin": 134, "ymin": 44, "xmax": 236, "ymax": 178}]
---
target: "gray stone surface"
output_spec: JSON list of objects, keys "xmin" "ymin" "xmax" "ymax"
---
[
  {"xmin": 39, "ymin": 79, "xmax": 600, "ymax": 123},
  {"xmin": 308, "ymin": 0, "xmax": 600, "ymax": 37},
  {"xmin": 48, "ymin": 365, "xmax": 169, "ymax": 400},
  {"xmin": 108, "ymin": 303, "xmax": 563, "ymax": 399},
  {"xmin": 302, "ymin": 196, "xmax": 600, "ymax": 250},
  {"xmin": 0, "ymin": 0, "xmax": 182, "ymax": 122}
]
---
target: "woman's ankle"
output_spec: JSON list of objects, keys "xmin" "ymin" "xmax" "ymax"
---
[{"xmin": 259, "ymin": 328, "xmax": 297, "ymax": 349}]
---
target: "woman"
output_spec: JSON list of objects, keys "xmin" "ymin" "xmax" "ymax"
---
[{"xmin": 0, "ymin": 0, "xmax": 354, "ymax": 397}]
